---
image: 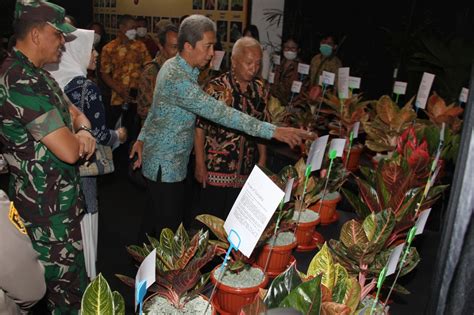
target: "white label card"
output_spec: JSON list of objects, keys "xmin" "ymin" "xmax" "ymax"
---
[
  {"xmin": 337, "ymin": 67, "xmax": 350, "ymax": 99},
  {"xmin": 459, "ymin": 87, "xmax": 469, "ymax": 103},
  {"xmin": 329, "ymin": 138, "xmax": 346, "ymax": 157},
  {"xmin": 348, "ymin": 76, "xmax": 361, "ymax": 89},
  {"xmin": 415, "ymin": 208, "xmax": 432, "ymax": 235},
  {"xmin": 273, "ymin": 54, "xmax": 281, "ymax": 65},
  {"xmin": 393, "ymin": 81, "xmax": 407, "ymax": 95},
  {"xmin": 268, "ymin": 72, "xmax": 275, "ymax": 84},
  {"xmin": 321, "ymin": 71, "xmax": 335, "ymax": 86},
  {"xmin": 352, "ymin": 122, "xmax": 360, "ymax": 139},
  {"xmin": 386, "ymin": 243, "xmax": 404, "ymax": 276},
  {"xmin": 291, "ymin": 81, "xmax": 302, "ymax": 93},
  {"xmin": 284, "ymin": 177, "xmax": 295, "ymax": 203},
  {"xmin": 135, "ymin": 248, "xmax": 156, "ymax": 311},
  {"xmin": 416, "ymin": 72, "xmax": 435, "ymax": 109},
  {"xmin": 211, "ymin": 51, "xmax": 225, "ymax": 71},
  {"xmin": 306, "ymin": 135, "xmax": 329, "ymax": 171},
  {"xmin": 224, "ymin": 167, "xmax": 284, "ymax": 257},
  {"xmin": 297, "ymin": 63, "xmax": 310, "ymax": 75}
]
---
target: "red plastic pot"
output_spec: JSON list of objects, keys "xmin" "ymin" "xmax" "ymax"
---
[
  {"xmin": 294, "ymin": 217, "xmax": 320, "ymax": 246},
  {"xmin": 210, "ymin": 265, "xmax": 268, "ymax": 315},
  {"xmin": 255, "ymin": 239, "xmax": 297, "ymax": 277},
  {"xmin": 310, "ymin": 193, "xmax": 341, "ymax": 225},
  {"xmin": 342, "ymin": 145, "xmax": 363, "ymax": 172}
]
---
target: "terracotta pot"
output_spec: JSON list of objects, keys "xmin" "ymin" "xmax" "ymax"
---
[
  {"xmin": 294, "ymin": 217, "xmax": 320, "ymax": 246},
  {"xmin": 310, "ymin": 193, "xmax": 341, "ymax": 225},
  {"xmin": 255, "ymin": 239, "xmax": 297, "ymax": 277},
  {"xmin": 342, "ymin": 145, "xmax": 363, "ymax": 171},
  {"xmin": 143, "ymin": 293, "xmax": 216, "ymax": 314},
  {"xmin": 210, "ymin": 265, "xmax": 268, "ymax": 315}
]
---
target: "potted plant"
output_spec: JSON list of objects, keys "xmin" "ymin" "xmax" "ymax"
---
[
  {"xmin": 196, "ymin": 214, "xmax": 271, "ymax": 314},
  {"xmin": 321, "ymin": 92, "xmax": 372, "ymax": 171},
  {"xmin": 363, "ymin": 95, "xmax": 418, "ymax": 167},
  {"xmin": 116, "ymin": 224, "xmax": 217, "ymax": 314},
  {"xmin": 81, "ymin": 273, "xmax": 125, "ymax": 315}
]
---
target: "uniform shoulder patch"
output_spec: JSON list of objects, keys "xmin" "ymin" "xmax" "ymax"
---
[{"xmin": 8, "ymin": 202, "xmax": 27, "ymax": 235}]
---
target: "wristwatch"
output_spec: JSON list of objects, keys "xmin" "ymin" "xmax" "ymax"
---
[{"xmin": 76, "ymin": 125, "xmax": 94, "ymax": 136}]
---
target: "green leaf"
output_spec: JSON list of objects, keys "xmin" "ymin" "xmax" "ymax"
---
[
  {"xmin": 307, "ymin": 243, "xmax": 335, "ymax": 291},
  {"xmin": 340, "ymin": 220, "xmax": 369, "ymax": 248},
  {"xmin": 264, "ymin": 262, "xmax": 303, "ymax": 308},
  {"xmin": 279, "ymin": 274, "xmax": 322, "ymax": 315},
  {"xmin": 356, "ymin": 178, "xmax": 382, "ymax": 213},
  {"xmin": 112, "ymin": 291, "xmax": 125, "ymax": 315},
  {"xmin": 341, "ymin": 188, "xmax": 370, "ymax": 219},
  {"xmin": 81, "ymin": 273, "xmax": 114, "ymax": 315},
  {"xmin": 342, "ymin": 277, "xmax": 361, "ymax": 313},
  {"xmin": 195, "ymin": 214, "xmax": 229, "ymax": 244},
  {"xmin": 331, "ymin": 264, "xmax": 349, "ymax": 303},
  {"xmin": 362, "ymin": 209, "xmax": 395, "ymax": 250}
]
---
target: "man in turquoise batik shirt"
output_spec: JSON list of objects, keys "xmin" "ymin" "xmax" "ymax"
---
[{"xmin": 130, "ymin": 15, "xmax": 314, "ymax": 240}]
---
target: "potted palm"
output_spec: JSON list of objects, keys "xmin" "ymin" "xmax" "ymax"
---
[{"xmin": 116, "ymin": 224, "xmax": 217, "ymax": 314}]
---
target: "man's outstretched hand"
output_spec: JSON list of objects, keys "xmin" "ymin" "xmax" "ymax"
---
[{"xmin": 273, "ymin": 127, "xmax": 317, "ymax": 149}]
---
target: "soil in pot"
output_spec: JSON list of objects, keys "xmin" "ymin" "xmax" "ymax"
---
[
  {"xmin": 144, "ymin": 294, "xmax": 213, "ymax": 315},
  {"xmin": 255, "ymin": 232, "xmax": 297, "ymax": 277},
  {"xmin": 211, "ymin": 265, "xmax": 267, "ymax": 314}
]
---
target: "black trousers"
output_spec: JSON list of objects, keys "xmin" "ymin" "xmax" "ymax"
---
[
  {"xmin": 138, "ymin": 172, "xmax": 186, "ymax": 243},
  {"xmin": 196, "ymin": 185, "xmax": 241, "ymax": 220}
]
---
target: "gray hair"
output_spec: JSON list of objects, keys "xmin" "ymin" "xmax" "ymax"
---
[
  {"xmin": 178, "ymin": 15, "xmax": 216, "ymax": 52},
  {"xmin": 232, "ymin": 37, "xmax": 262, "ymax": 57}
]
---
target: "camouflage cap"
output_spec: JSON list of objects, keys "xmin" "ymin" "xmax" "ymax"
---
[{"xmin": 15, "ymin": 0, "xmax": 76, "ymax": 34}]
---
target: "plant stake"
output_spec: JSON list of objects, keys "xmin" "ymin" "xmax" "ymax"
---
[
  {"xmin": 370, "ymin": 266, "xmax": 387, "ymax": 315},
  {"xmin": 316, "ymin": 149, "xmax": 338, "ymax": 214}
]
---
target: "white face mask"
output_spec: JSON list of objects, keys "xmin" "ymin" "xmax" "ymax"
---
[
  {"xmin": 93, "ymin": 33, "xmax": 101, "ymax": 46},
  {"xmin": 125, "ymin": 29, "xmax": 137, "ymax": 41},
  {"xmin": 136, "ymin": 27, "xmax": 147, "ymax": 38},
  {"xmin": 283, "ymin": 51, "xmax": 297, "ymax": 61}
]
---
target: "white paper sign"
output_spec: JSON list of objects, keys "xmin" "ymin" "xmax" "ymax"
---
[
  {"xmin": 306, "ymin": 135, "xmax": 329, "ymax": 171},
  {"xmin": 415, "ymin": 208, "xmax": 432, "ymax": 235},
  {"xmin": 297, "ymin": 63, "xmax": 310, "ymax": 75},
  {"xmin": 352, "ymin": 122, "xmax": 360, "ymax": 139},
  {"xmin": 459, "ymin": 87, "xmax": 469, "ymax": 103},
  {"xmin": 321, "ymin": 71, "xmax": 335, "ymax": 86},
  {"xmin": 224, "ymin": 167, "xmax": 284, "ymax": 257},
  {"xmin": 386, "ymin": 243, "xmax": 404, "ymax": 276},
  {"xmin": 329, "ymin": 138, "xmax": 346, "ymax": 157},
  {"xmin": 415, "ymin": 72, "xmax": 435, "ymax": 109},
  {"xmin": 337, "ymin": 67, "xmax": 350, "ymax": 99},
  {"xmin": 211, "ymin": 51, "xmax": 225, "ymax": 71},
  {"xmin": 273, "ymin": 54, "xmax": 281, "ymax": 65},
  {"xmin": 135, "ymin": 248, "xmax": 156, "ymax": 310},
  {"xmin": 291, "ymin": 81, "xmax": 302, "ymax": 93},
  {"xmin": 393, "ymin": 81, "xmax": 407, "ymax": 95},
  {"xmin": 284, "ymin": 177, "xmax": 295, "ymax": 203},
  {"xmin": 268, "ymin": 72, "xmax": 275, "ymax": 84},
  {"xmin": 348, "ymin": 76, "xmax": 361, "ymax": 89}
]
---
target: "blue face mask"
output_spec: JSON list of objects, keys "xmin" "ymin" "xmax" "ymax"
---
[{"xmin": 320, "ymin": 44, "xmax": 333, "ymax": 57}]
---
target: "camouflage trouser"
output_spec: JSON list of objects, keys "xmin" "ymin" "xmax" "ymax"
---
[{"xmin": 29, "ymin": 214, "xmax": 88, "ymax": 314}]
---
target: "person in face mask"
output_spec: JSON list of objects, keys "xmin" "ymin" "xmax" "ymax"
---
[
  {"xmin": 100, "ymin": 15, "xmax": 151, "ymax": 143},
  {"xmin": 309, "ymin": 34, "xmax": 342, "ymax": 86},
  {"xmin": 270, "ymin": 37, "xmax": 303, "ymax": 105},
  {"xmin": 136, "ymin": 16, "xmax": 159, "ymax": 57}
]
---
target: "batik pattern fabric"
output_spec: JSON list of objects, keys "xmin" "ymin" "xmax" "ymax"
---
[
  {"xmin": 100, "ymin": 38, "xmax": 151, "ymax": 106},
  {"xmin": 138, "ymin": 54, "xmax": 276, "ymax": 183},
  {"xmin": 136, "ymin": 53, "xmax": 167, "ymax": 122},
  {"xmin": 196, "ymin": 72, "xmax": 268, "ymax": 188},
  {"xmin": 271, "ymin": 58, "xmax": 303, "ymax": 105},
  {"xmin": 0, "ymin": 49, "xmax": 87, "ymax": 314}
]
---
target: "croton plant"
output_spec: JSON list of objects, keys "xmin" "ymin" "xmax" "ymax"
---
[{"xmin": 116, "ymin": 224, "xmax": 216, "ymax": 309}]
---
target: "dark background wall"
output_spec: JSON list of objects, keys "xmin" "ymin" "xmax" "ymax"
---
[{"xmin": 282, "ymin": 0, "xmax": 474, "ymax": 101}]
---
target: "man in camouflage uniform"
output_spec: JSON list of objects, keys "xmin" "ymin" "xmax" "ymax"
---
[{"xmin": 0, "ymin": 1, "xmax": 96, "ymax": 313}]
